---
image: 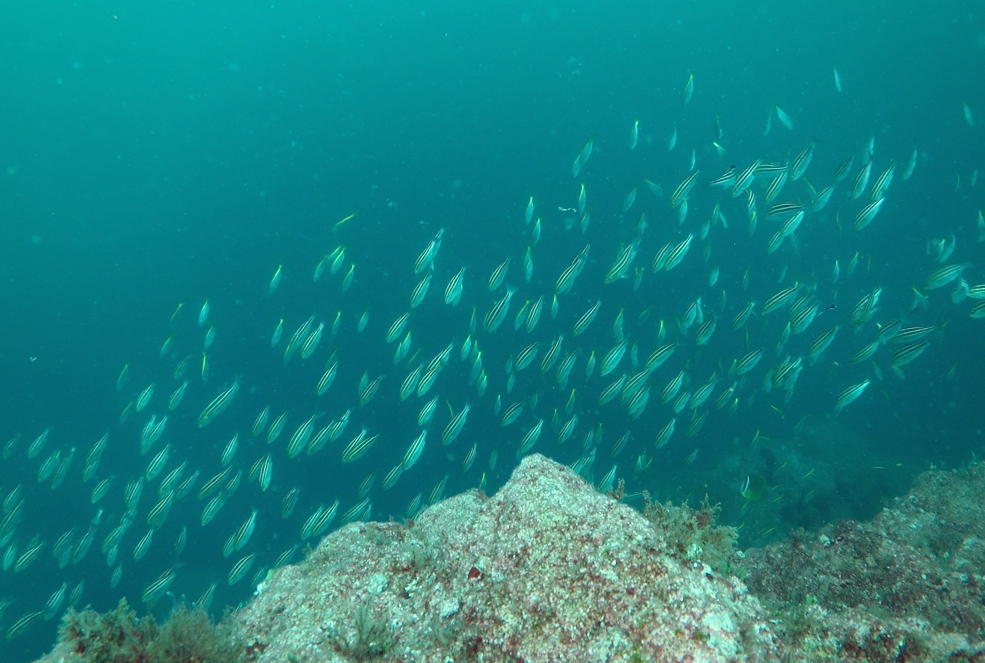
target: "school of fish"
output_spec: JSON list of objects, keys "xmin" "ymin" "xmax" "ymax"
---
[{"xmin": 1, "ymin": 71, "xmax": 982, "ymax": 652}]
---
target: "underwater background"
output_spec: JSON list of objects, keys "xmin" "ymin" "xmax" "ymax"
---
[{"xmin": 1, "ymin": 0, "xmax": 984, "ymax": 660}]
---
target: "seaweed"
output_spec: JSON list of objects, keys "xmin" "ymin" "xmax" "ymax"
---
[
  {"xmin": 57, "ymin": 599, "xmax": 245, "ymax": 663},
  {"xmin": 641, "ymin": 492, "xmax": 738, "ymax": 573},
  {"xmin": 146, "ymin": 605, "xmax": 244, "ymax": 663},
  {"xmin": 58, "ymin": 600, "xmax": 156, "ymax": 663},
  {"xmin": 331, "ymin": 601, "xmax": 393, "ymax": 661}
]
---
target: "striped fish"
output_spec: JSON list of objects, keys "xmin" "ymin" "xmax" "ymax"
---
[
  {"xmin": 663, "ymin": 234, "xmax": 693, "ymax": 271},
  {"xmin": 789, "ymin": 302, "xmax": 818, "ymax": 335},
  {"xmin": 306, "ymin": 426, "xmax": 332, "ymax": 457},
  {"xmin": 731, "ymin": 349, "xmax": 763, "ymax": 378},
  {"xmin": 359, "ymin": 375, "xmax": 383, "ymax": 406},
  {"xmin": 660, "ymin": 371, "xmax": 685, "ymax": 404},
  {"xmin": 382, "ymin": 465, "xmax": 403, "ymax": 491},
  {"xmin": 709, "ymin": 167, "xmax": 736, "ymax": 188},
  {"xmin": 146, "ymin": 492, "xmax": 174, "ymax": 530},
  {"xmin": 572, "ymin": 301, "xmax": 601, "ymax": 337},
  {"xmin": 670, "ymin": 170, "xmax": 700, "ymax": 209},
  {"xmin": 834, "ymin": 380, "xmax": 870, "ymax": 415},
  {"xmin": 876, "ymin": 319, "xmax": 902, "ymax": 344},
  {"xmin": 197, "ymin": 380, "xmax": 240, "ymax": 428},
  {"xmin": 442, "ymin": 405, "xmax": 470, "ymax": 445},
  {"xmin": 807, "ymin": 326, "xmax": 840, "ymax": 365},
  {"xmin": 501, "ymin": 402, "xmax": 524, "ymax": 427},
  {"xmin": 766, "ymin": 202, "xmax": 802, "ymax": 219},
  {"xmin": 251, "ymin": 406, "xmax": 270, "ymax": 437},
  {"xmin": 767, "ymin": 228, "xmax": 786, "ymax": 255},
  {"xmin": 402, "ymin": 430, "xmax": 427, "ymax": 471},
  {"xmin": 924, "ymin": 263, "xmax": 970, "ymax": 290},
  {"xmin": 654, "ymin": 418, "xmax": 676, "ymax": 448},
  {"xmin": 870, "ymin": 163, "xmax": 895, "ymax": 200},
  {"xmin": 444, "ymin": 267, "xmax": 466, "ymax": 306},
  {"xmin": 715, "ymin": 385, "xmax": 735, "ymax": 410},
  {"xmin": 540, "ymin": 335, "xmax": 564, "ymax": 374},
  {"xmin": 284, "ymin": 316, "xmax": 314, "ymax": 362},
  {"xmin": 891, "ymin": 325, "xmax": 935, "ymax": 344},
  {"xmin": 621, "ymin": 370, "xmax": 650, "ymax": 402},
  {"xmin": 627, "ymin": 386, "xmax": 650, "ymax": 420},
  {"xmin": 851, "ymin": 161, "xmax": 872, "ymax": 199},
  {"xmin": 834, "ymin": 155, "xmax": 854, "ymax": 182},
  {"xmin": 5, "ymin": 610, "xmax": 43, "ymax": 641},
  {"xmin": 850, "ymin": 341, "xmax": 881, "ymax": 365},
  {"xmin": 604, "ymin": 241, "xmax": 639, "ymax": 284},
  {"xmin": 399, "ymin": 365, "xmax": 423, "ymax": 401},
  {"xmin": 762, "ymin": 284, "xmax": 800, "ymax": 315},
  {"xmin": 763, "ymin": 171, "xmax": 788, "ymax": 204},
  {"xmin": 484, "ymin": 289, "xmax": 516, "ymax": 333},
  {"xmin": 418, "ymin": 397, "xmax": 439, "ymax": 427},
  {"xmin": 889, "ymin": 341, "xmax": 930, "ymax": 374},
  {"xmin": 557, "ymin": 414, "xmax": 578, "ymax": 444},
  {"xmin": 287, "ymin": 415, "xmax": 317, "ymax": 459},
  {"xmin": 851, "ymin": 288, "xmax": 882, "ymax": 326},
  {"xmin": 791, "ymin": 142, "xmax": 815, "ymax": 180},
  {"xmin": 556, "ymin": 352, "xmax": 578, "ymax": 388},
  {"xmin": 299, "ymin": 322, "xmax": 325, "ymax": 359},
  {"xmin": 317, "ymin": 362, "xmax": 338, "ymax": 396},
  {"xmin": 695, "ymin": 317, "xmax": 717, "ymax": 346},
  {"xmin": 386, "ymin": 312, "xmax": 411, "ymax": 343},
  {"xmin": 731, "ymin": 160, "xmax": 761, "ymax": 197},
  {"xmin": 341, "ymin": 430, "xmax": 378, "ymax": 463},
  {"xmin": 488, "ymin": 258, "xmax": 510, "ymax": 292},
  {"xmin": 142, "ymin": 568, "xmax": 176, "ymax": 604},
  {"xmin": 731, "ymin": 302, "xmax": 756, "ymax": 331},
  {"xmin": 688, "ymin": 380, "xmax": 715, "ymax": 410},
  {"xmin": 414, "ymin": 229, "xmax": 444, "ymax": 274},
  {"xmin": 228, "ymin": 554, "xmax": 255, "ymax": 586},
  {"xmin": 599, "ymin": 375, "xmax": 627, "ymax": 405},
  {"xmin": 812, "ymin": 185, "xmax": 835, "ymax": 212},
  {"xmin": 410, "ymin": 274, "xmax": 432, "ymax": 308},
  {"xmin": 853, "ymin": 198, "xmax": 885, "ymax": 231},
  {"xmin": 645, "ymin": 343, "xmax": 677, "ymax": 370},
  {"xmin": 462, "ymin": 443, "xmax": 477, "ymax": 473},
  {"xmin": 599, "ymin": 341, "xmax": 628, "ymax": 377},
  {"xmin": 257, "ymin": 454, "xmax": 273, "ymax": 492},
  {"xmin": 525, "ymin": 296, "xmax": 544, "ymax": 333},
  {"xmin": 780, "ymin": 211, "xmax": 804, "ymax": 238},
  {"xmin": 652, "ymin": 242, "xmax": 672, "ymax": 272}
]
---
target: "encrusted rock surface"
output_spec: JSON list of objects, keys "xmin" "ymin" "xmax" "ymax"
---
[
  {"xmin": 36, "ymin": 455, "xmax": 985, "ymax": 663},
  {"xmin": 740, "ymin": 461, "xmax": 985, "ymax": 662},
  {"xmin": 235, "ymin": 453, "xmax": 779, "ymax": 662}
]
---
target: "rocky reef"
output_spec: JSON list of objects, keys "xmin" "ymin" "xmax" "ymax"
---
[
  {"xmin": 738, "ymin": 460, "xmax": 985, "ymax": 662},
  {"xmin": 32, "ymin": 454, "xmax": 985, "ymax": 662},
  {"xmin": 232, "ymin": 453, "xmax": 777, "ymax": 662}
]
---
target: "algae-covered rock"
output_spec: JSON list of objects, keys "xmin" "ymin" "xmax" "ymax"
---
[
  {"xmin": 36, "ymin": 455, "xmax": 985, "ymax": 662},
  {"xmin": 234, "ymin": 453, "xmax": 779, "ymax": 662},
  {"xmin": 740, "ymin": 460, "xmax": 985, "ymax": 662}
]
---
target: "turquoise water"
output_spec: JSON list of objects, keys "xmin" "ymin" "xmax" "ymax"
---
[{"xmin": 1, "ymin": 1, "xmax": 983, "ymax": 659}]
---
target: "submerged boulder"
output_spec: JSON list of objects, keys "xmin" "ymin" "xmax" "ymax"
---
[{"xmin": 235, "ymin": 453, "xmax": 779, "ymax": 662}]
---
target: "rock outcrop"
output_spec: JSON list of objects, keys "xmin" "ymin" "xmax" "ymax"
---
[{"xmin": 236, "ymin": 453, "xmax": 779, "ymax": 662}]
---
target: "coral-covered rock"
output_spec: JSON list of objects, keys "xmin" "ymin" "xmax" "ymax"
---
[{"xmin": 236, "ymin": 453, "xmax": 779, "ymax": 662}]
